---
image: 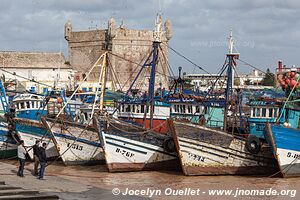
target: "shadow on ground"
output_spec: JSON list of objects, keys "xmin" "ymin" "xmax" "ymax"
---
[{"xmin": 49, "ymin": 187, "xmax": 150, "ymax": 200}]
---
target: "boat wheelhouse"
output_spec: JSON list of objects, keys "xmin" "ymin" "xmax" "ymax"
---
[
  {"xmin": 13, "ymin": 93, "xmax": 47, "ymax": 120},
  {"xmin": 168, "ymin": 95, "xmax": 226, "ymax": 128},
  {"xmin": 118, "ymin": 100, "xmax": 170, "ymax": 134},
  {"xmin": 168, "ymin": 95, "xmax": 203, "ymax": 123},
  {"xmin": 248, "ymin": 99, "xmax": 283, "ymax": 139}
]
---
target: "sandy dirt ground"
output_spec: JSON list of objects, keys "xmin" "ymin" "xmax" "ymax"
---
[{"xmin": 0, "ymin": 160, "xmax": 299, "ymax": 200}]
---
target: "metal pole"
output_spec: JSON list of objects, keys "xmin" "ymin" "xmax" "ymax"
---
[
  {"xmin": 99, "ymin": 53, "xmax": 107, "ymax": 112},
  {"xmin": 148, "ymin": 42, "xmax": 159, "ymax": 129}
]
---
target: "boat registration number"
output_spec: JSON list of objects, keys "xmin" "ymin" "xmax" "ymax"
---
[
  {"xmin": 116, "ymin": 148, "xmax": 134, "ymax": 158},
  {"xmin": 187, "ymin": 152, "xmax": 205, "ymax": 162},
  {"xmin": 67, "ymin": 143, "xmax": 83, "ymax": 151},
  {"xmin": 287, "ymin": 152, "xmax": 300, "ymax": 159}
]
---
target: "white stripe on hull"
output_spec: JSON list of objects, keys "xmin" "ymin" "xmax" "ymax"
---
[
  {"xmin": 102, "ymin": 132, "xmax": 177, "ymax": 165},
  {"xmin": 54, "ymin": 136, "xmax": 104, "ymax": 164},
  {"xmin": 45, "ymin": 120, "xmax": 104, "ymax": 164},
  {"xmin": 178, "ymin": 136, "xmax": 272, "ymax": 168},
  {"xmin": 276, "ymin": 148, "xmax": 300, "ymax": 177},
  {"xmin": 0, "ymin": 124, "xmax": 19, "ymax": 155}
]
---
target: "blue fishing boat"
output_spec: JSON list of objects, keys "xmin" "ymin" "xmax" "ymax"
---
[
  {"xmin": 12, "ymin": 93, "xmax": 47, "ymax": 120},
  {"xmin": 264, "ymin": 62, "xmax": 300, "ymax": 177},
  {"xmin": 0, "ymin": 120, "xmax": 18, "ymax": 158},
  {"xmin": 248, "ymin": 98, "xmax": 283, "ymax": 139},
  {"xmin": 0, "ymin": 80, "xmax": 19, "ymax": 158},
  {"xmin": 0, "ymin": 88, "xmax": 80, "ymax": 160},
  {"xmin": 167, "ymin": 67, "xmax": 226, "ymax": 129},
  {"xmin": 4, "ymin": 93, "xmax": 60, "ymax": 159},
  {"xmin": 266, "ymin": 123, "xmax": 300, "ymax": 177},
  {"xmin": 168, "ymin": 94, "xmax": 226, "ymax": 128}
]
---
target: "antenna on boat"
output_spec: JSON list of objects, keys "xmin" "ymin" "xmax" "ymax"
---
[
  {"xmin": 153, "ymin": 13, "xmax": 163, "ymax": 43},
  {"xmin": 228, "ymin": 29, "xmax": 234, "ymax": 54},
  {"xmin": 223, "ymin": 30, "xmax": 240, "ymax": 131}
]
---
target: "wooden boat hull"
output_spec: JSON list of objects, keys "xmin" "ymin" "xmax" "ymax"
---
[
  {"xmin": 98, "ymin": 116, "xmax": 180, "ymax": 172},
  {"xmin": 42, "ymin": 118, "xmax": 104, "ymax": 165},
  {"xmin": 266, "ymin": 124, "xmax": 300, "ymax": 177},
  {"xmin": 169, "ymin": 120, "xmax": 278, "ymax": 176},
  {"xmin": 6, "ymin": 118, "xmax": 59, "ymax": 160}
]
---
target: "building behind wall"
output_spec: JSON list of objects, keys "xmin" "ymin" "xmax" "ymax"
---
[
  {"xmin": 65, "ymin": 17, "xmax": 172, "ymax": 92},
  {"xmin": 0, "ymin": 51, "xmax": 74, "ymax": 93},
  {"xmin": 186, "ymin": 69, "xmax": 268, "ymax": 91}
]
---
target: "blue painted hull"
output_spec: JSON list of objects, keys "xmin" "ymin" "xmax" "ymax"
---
[
  {"xmin": 265, "ymin": 124, "xmax": 300, "ymax": 177},
  {"xmin": 249, "ymin": 118, "xmax": 276, "ymax": 139},
  {"xmin": 0, "ymin": 121, "xmax": 18, "ymax": 158}
]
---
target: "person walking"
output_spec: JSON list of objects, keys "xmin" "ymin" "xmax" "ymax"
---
[
  {"xmin": 17, "ymin": 140, "xmax": 26, "ymax": 177},
  {"xmin": 38, "ymin": 142, "xmax": 47, "ymax": 180},
  {"xmin": 33, "ymin": 140, "xmax": 40, "ymax": 175}
]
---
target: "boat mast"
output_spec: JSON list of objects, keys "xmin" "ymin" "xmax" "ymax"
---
[
  {"xmin": 223, "ymin": 30, "xmax": 239, "ymax": 131},
  {"xmin": 148, "ymin": 14, "xmax": 162, "ymax": 129},
  {"xmin": 99, "ymin": 53, "xmax": 108, "ymax": 112}
]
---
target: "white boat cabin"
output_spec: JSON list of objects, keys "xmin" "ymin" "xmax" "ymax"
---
[
  {"xmin": 13, "ymin": 94, "xmax": 46, "ymax": 111},
  {"xmin": 118, "ymin": 102, "xmax": 170, "ymax": 120},
  {"xmin": 171, "ymin": 103, "xmax": 204, "ymax": 116},
  {"xmin": 250, "ymin": 106, "xmax": 279, "ymax": 119}
]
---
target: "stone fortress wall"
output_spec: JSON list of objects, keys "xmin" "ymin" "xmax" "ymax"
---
[{"xmin": 65, "ymin": 17, "xmax": 172, "ymax": 91}]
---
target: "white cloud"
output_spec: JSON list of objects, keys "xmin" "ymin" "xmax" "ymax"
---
[{"xmin": 0, "ymin": 0, "xmax": 299, "ymax": 73}]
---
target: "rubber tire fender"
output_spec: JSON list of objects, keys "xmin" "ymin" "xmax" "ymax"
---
[{"xmin": 246, "ymin": 135, "xmax": 261, "ymax": 154}]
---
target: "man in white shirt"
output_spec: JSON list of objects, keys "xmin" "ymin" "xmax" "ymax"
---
[{"xmin": 17, "ymin": 140, "xmax": 26, "ymax": 177}]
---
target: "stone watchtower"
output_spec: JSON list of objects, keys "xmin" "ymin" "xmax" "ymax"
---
[{"xmin": 64, "ymin": 17, "xmax": 172, "ymax": 91}]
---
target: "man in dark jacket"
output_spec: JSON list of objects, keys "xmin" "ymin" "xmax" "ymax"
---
[
  {"xmin": 38, "ymin": 142, "xmax": 47, "ymax": 180},
  {"xmin": 32, "ymin": 140, "xmax": 40, "ymax": 175}
]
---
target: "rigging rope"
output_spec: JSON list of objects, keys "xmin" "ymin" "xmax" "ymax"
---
[
  {"xmin": 268, "ymin": 156, "xmax": 299, "ymax": 178},
  {"xmin": 164, "ymin": 44, "xmax": 212, "ymax": 75},
  {"xmin": 55, "ymin": 53, "xmax": 106, "ymax": 118},
  {"xmin": 106, "ymin": 56, "xmax": 122, "ymax": 91},
  {"xmin": 108, "ymin": 51, "xmax": 175, "ymax": 80},
  {"xmin": 159, "ymin": 44, "xmax": 176, "ymax": 79},
  {"xmin": 237, "ymin": 58, "xmax": 275, "ymax": 79},
  {"xmin": 0, "ymin": 67, "xmax": 53, "ymax": 88},
  {"xmin": 107, "ymin": 50, "xmax": 150, "ymax": 91},
  {"xmin": 45, "ymin": 114, "xmax": 100, "ymax": 167}
]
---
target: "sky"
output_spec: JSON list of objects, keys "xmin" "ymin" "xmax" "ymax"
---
[{"xmin": 0, "ymin": 0, "xmax": 299, "ymax": 75}]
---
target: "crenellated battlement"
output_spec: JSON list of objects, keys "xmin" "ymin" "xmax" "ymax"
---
[{"xmin": 65, "ymin": 17, "xmax": 171, "ymax": 91}]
